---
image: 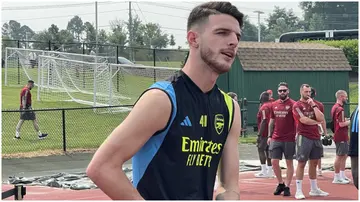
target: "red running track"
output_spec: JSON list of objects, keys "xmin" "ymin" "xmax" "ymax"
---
[{"xmin": 2, "ymin": 170, "xmax": 358, "ymax": 200}]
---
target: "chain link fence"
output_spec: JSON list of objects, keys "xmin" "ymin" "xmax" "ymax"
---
[
  {"xmin": 2, "ymin": 105, "xmax": 132, "ymax": 157},
  {"xmin": 2, "ymin": 39, "xmax": 188, "ymax": 68}
]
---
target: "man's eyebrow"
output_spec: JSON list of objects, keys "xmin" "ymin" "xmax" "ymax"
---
[{"xmin": 214, "ymin": 28, "xmax": 242, "ymax": 37}]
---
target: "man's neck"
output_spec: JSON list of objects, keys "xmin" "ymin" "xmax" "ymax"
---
[
  {"xmin": 182, "ymin": 56, "xmax": 219, "ymax": 93},
  {"xmin": 336, "ymin": 100, "xmax": 343, "ymax": 106}
]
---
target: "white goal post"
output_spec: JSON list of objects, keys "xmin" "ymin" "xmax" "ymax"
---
[
  {"xmin": 5, "ymin": 47, "xmax": 181, "ymax": 109},
  {"xmin": 37, "ymin": 55, "xmax": 180, "ymax": 108}
]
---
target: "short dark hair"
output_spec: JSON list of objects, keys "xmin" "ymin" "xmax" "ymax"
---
[
  {"xmin": 278, "ymin": 82, "xmax": 288, "ymax": 88},
  {"xmin": 300, "ymin": 84, "xmax": 310, "ymax": 90},
  {"xmin": 28, "ymin": 80, "xmax": 34, "ymax": 84},
  {"xmin": 187, "ymin": 2, "xmax": 244, "ymax": 31},
  {"xmin": 310, "ymin": 87, "xmax": 316, "ymax": 98},
  {"xmin": 259, "ymin": 91, "xmax": 270, "ymax": 104}
]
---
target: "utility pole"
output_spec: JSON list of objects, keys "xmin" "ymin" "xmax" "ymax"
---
[
  {"xmin": 128, "ymin": 1, "xmax": 133, "ymax": 61},
  {"xmin": 253, "ymin": 10, "xmax": 264, "ymax": 42},
  {"xmin": 95, "ymin": 1, "xmax": 98, "ymax": 57},
  {"xmin": 25, "ymin": 32, "xmax": 29, "ymax": 49},
  {"xmin": 94, "ymin": 1, "xmax": 98, "ymax": 108}
]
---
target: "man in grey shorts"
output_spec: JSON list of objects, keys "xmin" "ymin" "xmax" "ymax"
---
[
  {"xmin": 255, "ymin": 92, "xmax": 273, "ymax": 178},
  {"xmin": 292, "ymin": 84, "xmax": 328, "ymax": 199},
  {"xmin": 267, "ymin": 82, "xmax": 296, "ymax": 196},
  {"xmin": 331, "ymin": 90, "xmax": 351, "ymax": 184}
]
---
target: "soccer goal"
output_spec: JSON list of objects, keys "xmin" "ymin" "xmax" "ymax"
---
[
  {"xmin": 4, "ymin": 47, "xmax": 109, "ymax": 88},
  {"xmin": 37, "ymin": 55, "xmax": 180, "ymax": 110}
]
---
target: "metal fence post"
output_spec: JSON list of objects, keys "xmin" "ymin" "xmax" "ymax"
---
[
  {"xmin": 17, "ymin": 40, "xmax": 21, "ymax": 85},
  {"xmin": 153, "ymin": 48, "xmax": 156, "ymax": 66},
  {"xmin": 62, "ymin": 109, "xmax": 66, "ymax": 152}
]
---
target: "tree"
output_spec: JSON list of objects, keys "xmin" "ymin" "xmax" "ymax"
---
[
  {"xmin": 299, "ymin": 2, "xmax": 358, "ymax": 30},
  {"xmin": 67, "ymin": 15, "xmax": 85, "ymax": 42},
  {"xmin": 108, "ymin": 19, "xmax": 128, "ymax": 46},
  {"xmin": 263, "ymin": 7, "xmax": 301, "ymax": 42},
  {"xmin": 140, "ymin": 23, "xmax": 169, "ymax": 49},
  {"xmin": 264, "ymin": 18, "xmax": 295, "ymax": 42},
  {"xmin": 19, "ymin": 25, "xmax": 35, "ymax": 41},
  {"xmin": 266, "ymin": 7, "xmax": 300, "ymax": 31},
  {"xmin": 170, "ymin": 34, "xmax": 176, "ymax": 48},
  {"xmin": 308, "ymin": 13, "xmax": 326, "ymax": 31},
  {"xmin": 83, "ymin": 22, "xmax": 96, "ymax": 51},
  {"xmin": 2, "ymin": 23, "xmax": 10, "ymax": 37},
  {"xmin": 126, "ymin": 15, "xmax": 144, "ymax": 47},
  {"xmin": 8, "ymin": 20, "xmax": 22, "ymax": 40},
  {"xmin": 241, "ymin": 15, "xmax": 258, "ymax": 41}
]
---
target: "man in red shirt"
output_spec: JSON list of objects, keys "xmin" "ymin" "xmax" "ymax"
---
[
  {"xmin": 15, "ymin": 80, "xmax": 48, "ymax": 140},
  {"xmin": 255, "ymin": 91, "xmax": 273, "ymax": 178},
  {"xmin": 292, "ymin": 84, "xmax": 328, "ymax": 199},
  {"xmin": 331, "ymin": 90, "xmax": 351, "ymax": 184},
  {"xmin": 310, "ymin": 87, "xmax": 326, "ymax": 176},
  {"xmin": 267, "ymin": 82, "xmax": 296, "ymax": 196}
]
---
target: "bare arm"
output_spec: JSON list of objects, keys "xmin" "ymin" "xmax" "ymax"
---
[
  {"xmin": 299, "ymin": 117, "xmax": 320, "ymax": 125},
  {"xmin": 338, "ymin": 110, "xmax": 351, "ymax": 127},
  {"xmin": 268, "ymin": 119, "xmax": 275, "ymax": 138},
  {"xmin": 313, "ymin": 106, "xmax": 325, "ymax": 123},
  {"xmin": 294, "ymin": 106, "xmax": 320, "ymax": 126},
  {"xmin": 22, "ymin": 90, "xmax": 28, "ymax": 109},
  {"xmin": 86, "ymin": 89, "xmax": 172, "ymax": 200},
  {"xmin": 321, "ymin": 121, "xmax": 327, "ymax": 135},
  {"xmin": 258, "ymin": 109, "xmax": 268, "ymax": 137},
  {"xmin": 215, "ymin": 100, "xmax": 241, "ymax": 200}
]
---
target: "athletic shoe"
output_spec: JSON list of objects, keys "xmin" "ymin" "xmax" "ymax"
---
[
  {"xmin": 273, "ymin": 183, "xmax": 285, "ymax": 195},
  {"xmin": 344, "ymin": 176, "xmax": 352, "ymax": 183},
  {"xmin": 267, "ymin": 169, "xmax": 275, "ymax": 178},
  {"xmin": 13, "ymin": 136, "xmax": 21, "ymax": 140},
  {"xmin": 38, "ymin": 133, "xmax": 48, "ymax": 140},
  {"xmin": 332, "ymin": 178, "xmax": 350, "ymax": 184},
  {"xmin": 254, "ymin": 171, "xmax": 268, "ymax": 178},
  {"xmin": 309, "ymin": 188, "xmax": 329, "ymax": 197},
  {"xmin": 283, "ymin": 187, "xmax": 291, "ymax": 196},
  {"xmin": 317, "ymin": 169, "xmax": 322, "ymax": 176},
  {"xmin": 295, "ymin": 191, "xmax": 305, "ymax": 199}
]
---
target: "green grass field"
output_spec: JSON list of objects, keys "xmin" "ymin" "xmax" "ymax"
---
[
  {"xmin": 136, "ymin": 61, "xmax": 182, "ymax": 68},
  {"xmin": 2, "ymin": 63, "xmax": 358, "ymax": 156},
  {"xmin": 2, "ymin": 62, "xmax": 180, "ymax": 156}
]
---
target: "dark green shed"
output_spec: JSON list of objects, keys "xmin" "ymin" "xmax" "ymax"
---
[{"xmin": 217, "ymin": 42, "xmax": 352, "ymax": 126}]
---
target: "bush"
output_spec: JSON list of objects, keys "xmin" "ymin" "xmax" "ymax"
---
[{"xmin": 300, "ymin": 39, "xmax": 358, "ymax": 73}]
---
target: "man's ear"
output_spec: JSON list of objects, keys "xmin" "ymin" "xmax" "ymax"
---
[{"xmin": 187, "ymin": 30, "xmax": 199, "ymax": 48}]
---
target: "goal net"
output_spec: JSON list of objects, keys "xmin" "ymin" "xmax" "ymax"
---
[
  {"xmin": 37, "ymin": 55, "xmax": 180, "ymax": 110},
  {"xmin": 4, "ymin": 47, "xmax": 109, "ymax": 88}
]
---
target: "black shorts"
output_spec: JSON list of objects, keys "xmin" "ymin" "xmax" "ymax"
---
[
  {"xmin": 335, "ymin": 141, "xmax": 349, "ymax": 156},
  {"xmin": 20, "ymin": 107, "xmax": 36, "ymax": 120},
  {"xmin": 269, "ymin": 140, "xmax": 295, "ymax": 160},
  {"xmin": 296, "ymin": 135, "xmax": 323, "ymax": 162}
]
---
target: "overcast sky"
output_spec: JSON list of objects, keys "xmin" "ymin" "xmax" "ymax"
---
[{"xmin": 1, "ymin": 0, "xmax": 303, "ymax": 48}]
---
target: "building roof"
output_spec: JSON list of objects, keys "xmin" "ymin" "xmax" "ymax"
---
[{"xmin": 237, "ymin": 42, "xmax": 352, "ymax": 71}]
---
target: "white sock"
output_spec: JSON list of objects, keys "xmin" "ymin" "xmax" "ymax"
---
[
  {"xmin": 38, "ymin": 131, "xmax": 42, "ymax": 136},
  {"xmin": 267, "ymin": 165, "xmax": 273, "ymax": 171},
  {"xmin": 310, "ymin": 179, "xmax": 318, "ymax": 191},
  {"xmin": 334, "ymin": 173, "xmax": 340, "ymax": 180},
  {"xmin": 15, "ymin": 131, "xmax": 20, "ymax": 138},
  {"xmin": 261, "ymin": 164, "xmax": 267, "ymax": 173},
  {"xmin": 296, "ymin": 180, "xmax": 302, "ymax": 192},
  {"xmin": 340, "ymin": 170, "xmax": 345, "ymax": 179}
]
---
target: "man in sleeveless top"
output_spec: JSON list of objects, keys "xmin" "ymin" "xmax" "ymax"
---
[{"xmin": 87, "ymin": 2, "xmax": 244, "ymax": 200}]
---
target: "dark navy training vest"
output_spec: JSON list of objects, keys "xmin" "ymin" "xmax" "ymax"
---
[{"xmin": 132, "ymin": 70, "xmax": 234, "ymax": 200}]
